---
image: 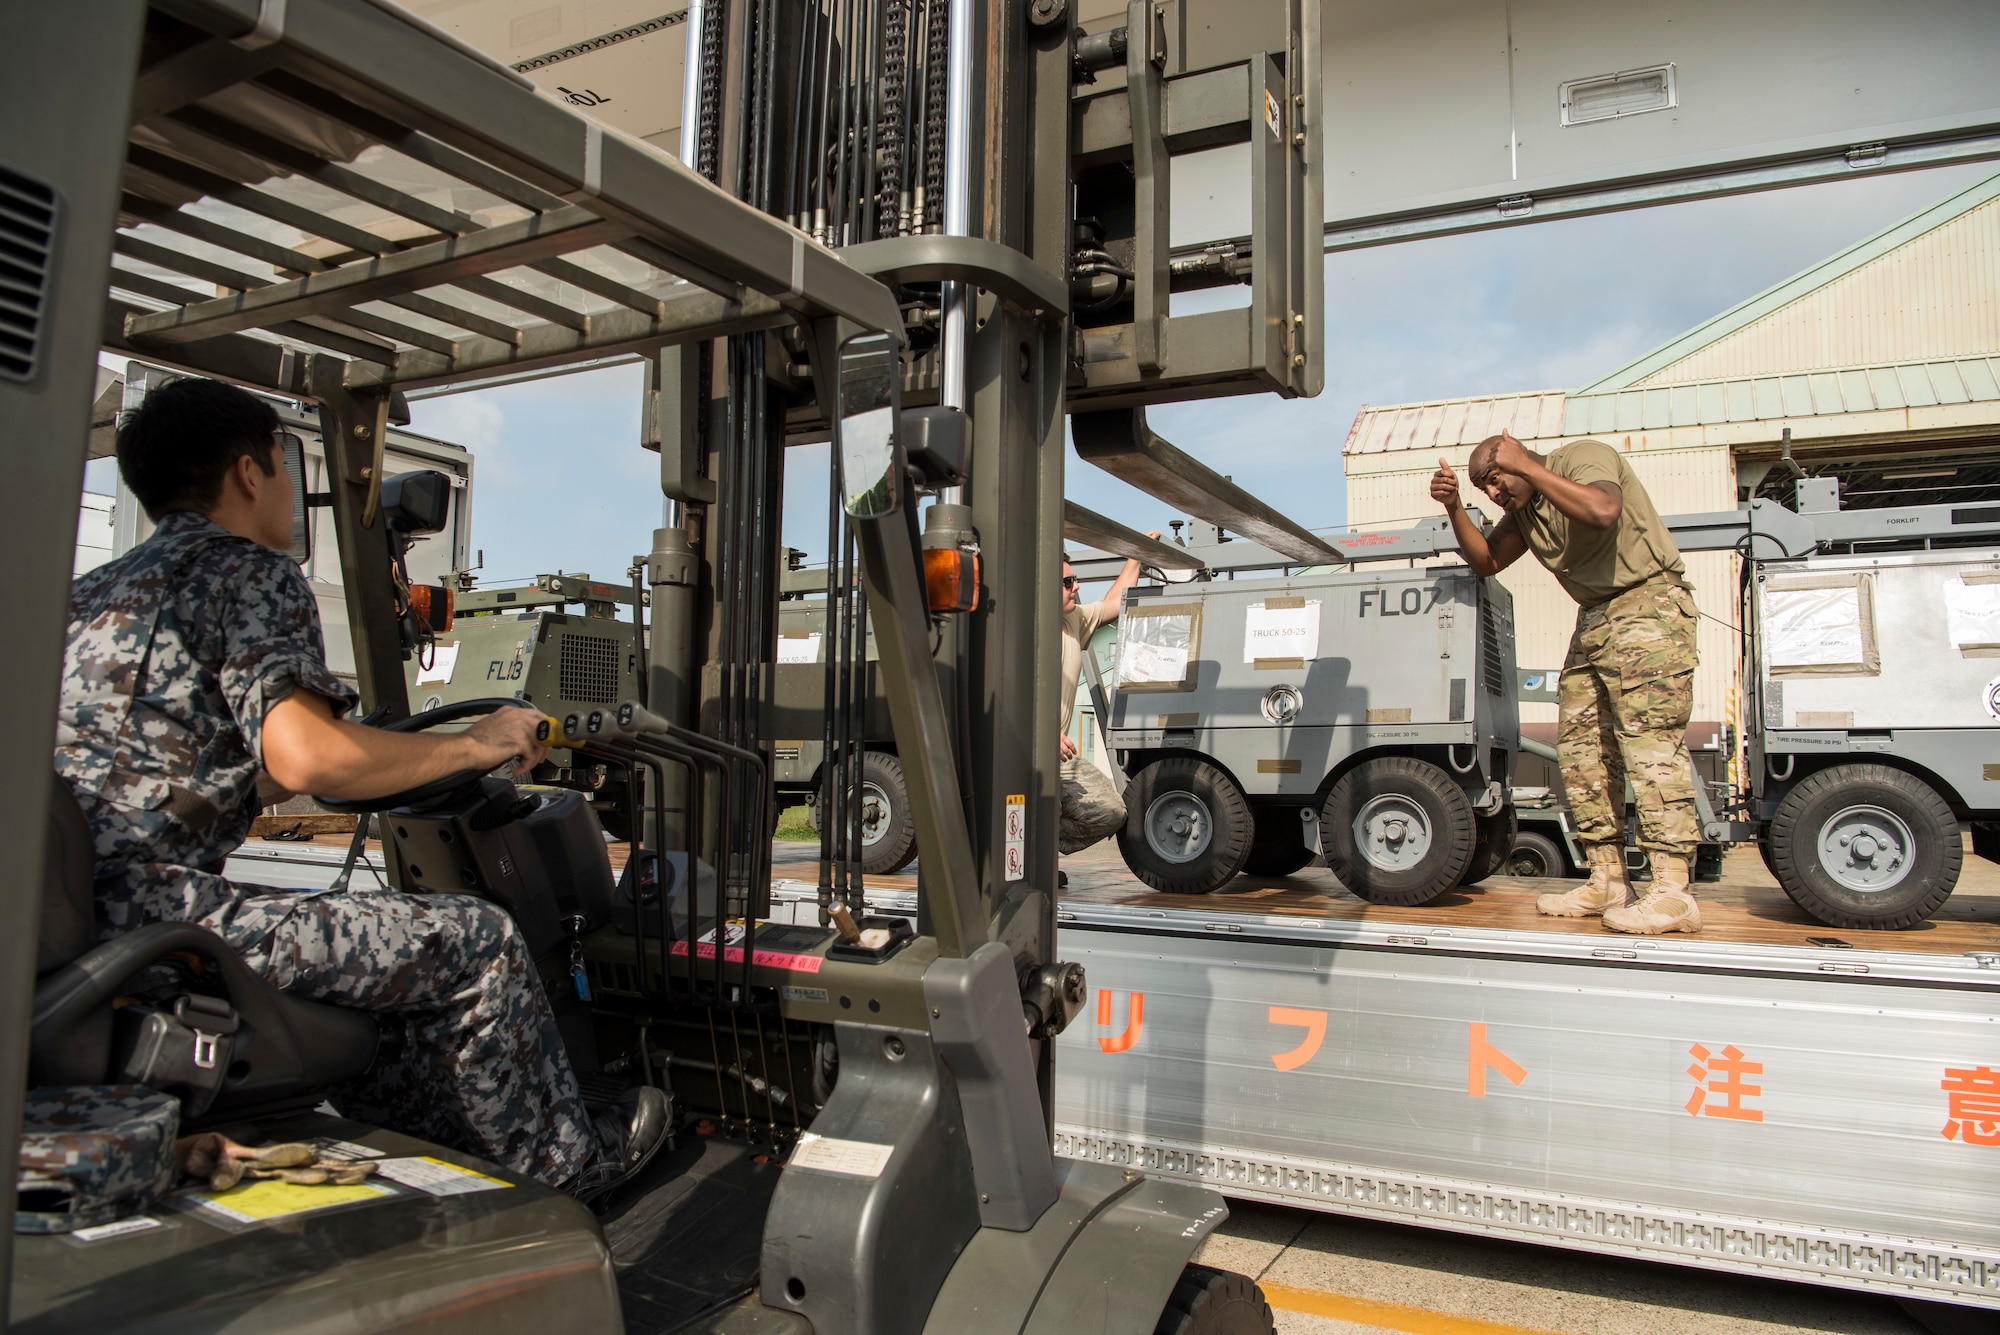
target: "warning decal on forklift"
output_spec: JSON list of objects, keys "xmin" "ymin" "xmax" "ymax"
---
[
  {"xmin": 1005, "ymin": 794, "xmax": 1026, "ymax": 881},
  {"xmin": 375, "ymin": 1157, "xmax": 513, "ymax": 1197},
  {"xmin": 673, "ymin": 940, "xmax": 824, "ymax": 973},
  {"xmin": 789, "ymin": 1132, "xmax": 894, "ymax": 1178}
]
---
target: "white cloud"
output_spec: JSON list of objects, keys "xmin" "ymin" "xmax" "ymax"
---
[{"xmin": 407, "ymin": 393, "xmax": 505, "ymax": 453}]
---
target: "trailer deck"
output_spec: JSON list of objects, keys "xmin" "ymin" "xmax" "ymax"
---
[{"xmin": 766, "ymin": 841, "xmax": 2000, "ymax": 957}]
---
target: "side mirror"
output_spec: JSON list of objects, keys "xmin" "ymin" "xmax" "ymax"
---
[
  {"xmin": 278, "ymin": 432, "xmax": 312, "ymax": 566},
  {"xmin": 379, "ymin": 469, "xmax": 452, "ymax": 536},
  {"xmin": 836, "ymin": 331, "xmax": 902, "ymax": 518}
]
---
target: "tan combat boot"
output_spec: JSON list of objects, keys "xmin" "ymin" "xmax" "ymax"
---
[
  {"xmin": 1536, "ymin": 843, "xmax": 1631, "ymax": 917},
  {"xmin": 1603, "ymin": 852, "xmax": 1702, "ymax": 935}
]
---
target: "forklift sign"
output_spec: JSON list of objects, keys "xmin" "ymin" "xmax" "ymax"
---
[{"xmin": 1005, "ymin": 795, "xmax": 1026, "ymax": 881}]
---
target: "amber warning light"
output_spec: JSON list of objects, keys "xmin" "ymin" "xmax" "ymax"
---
[
  {"xmin": 410, "ymin": 582, "xmax": 454, "ymax": 632},
  {"xmin": 924, "ymin": 547, "xmax": 980, "ymax": 614}
]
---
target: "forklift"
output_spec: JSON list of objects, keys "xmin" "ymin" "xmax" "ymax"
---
[{"xmin": 3, "ymin": 0, "xmax": 1324, "ymax": 1329}]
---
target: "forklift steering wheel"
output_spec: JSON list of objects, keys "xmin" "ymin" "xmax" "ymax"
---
[{"xmin": 313, "ymin": 698, "xmax": 536, "ymax": 814}]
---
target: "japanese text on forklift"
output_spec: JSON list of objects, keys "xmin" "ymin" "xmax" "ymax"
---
[{"xmin": 7, "ymin": 1, "xmax": 2000, "ymax": 1332}]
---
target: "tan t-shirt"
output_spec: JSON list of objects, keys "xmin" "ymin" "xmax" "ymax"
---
[
  {"xmin": 1489, "ymin": 439, "xmax": 1686, "ymax": 606},
  {"xmin": 1059, "ymin": 601, "xmax": 1108, "ymax": 737}
]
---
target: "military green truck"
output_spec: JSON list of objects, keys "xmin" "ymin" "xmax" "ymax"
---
[
  {"xmin": 407, "ymin": 573, "xmax": 643, "ymax": 836},
  {"xmin": 772, "ymin": 579, "xmax": 912, "ymax": 874}
]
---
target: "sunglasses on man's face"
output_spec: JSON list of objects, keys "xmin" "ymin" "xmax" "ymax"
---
[{"xmin": 1061, "ymin": 575, "xmax": 1079, "ymax": 589}]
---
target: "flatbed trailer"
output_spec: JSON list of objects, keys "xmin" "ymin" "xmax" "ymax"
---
[
  {"xmin": 222, "ymin": 824, "xmax": 2000, "ymax": 1312},
  {"xmin": 759, "ymin": 845, "xmax": 2000, "ymax": 1312}
]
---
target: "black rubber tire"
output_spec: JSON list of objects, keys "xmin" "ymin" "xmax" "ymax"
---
[
  {"xmin": 1117, "ymin": 758, "xmax": 1255, "ymax": 895},
  {"xmin": 1757, "ymin": 834, "xmax": 1781, "ymax": 881},
  {"xmin": 1322, "ymin": 757, "xmax": 1476, "ymax": 905},
  {"xmin": 1242, "ymin": 804, "xmax": 1316, "ymax": 877},
  {"xmin": 857, "ymin": 751, "xmax": 917, "ymax": 875},
  {"xmin": 809, "ymin": 752, "xmax": 917, "ymax": 875},
  {"xmin": 1153, "ymin": 1264, "xmax": 1276, "ymax": 1335},
  {"xmin": 1505, "ymin": 829, "xmax": 1570, "ymax": 879},
  {"xmin": 1768, "ymin": 764, "xmax": 1960, "ymax": 930},
  {"xmin": 1459, "ymin": 805, "xmax": 1518, "ymax": 885}
]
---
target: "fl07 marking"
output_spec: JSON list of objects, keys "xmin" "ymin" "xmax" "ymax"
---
[{"xmin": 1357, "ymin": 585, "xmax": 1448, "ymax": 618}]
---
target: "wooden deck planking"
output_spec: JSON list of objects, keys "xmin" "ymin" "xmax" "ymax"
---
[{"xmin": 768, "ymin": 843, "xmax": 2000, "ymax": 958}]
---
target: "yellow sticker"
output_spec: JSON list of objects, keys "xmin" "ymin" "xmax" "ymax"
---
[{"xmin": 193, "ymin": 1178, "xmax": 396, "ymax": 1224}]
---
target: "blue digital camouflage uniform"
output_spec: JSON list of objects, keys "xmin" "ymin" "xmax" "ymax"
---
[
  {"xmin": 15, "ymin": 1085, "xmax": 178, "ymax": 1233},
  {"xmin": 54, "ymin": 511, "xmax": 593, "ymax": 1184}
]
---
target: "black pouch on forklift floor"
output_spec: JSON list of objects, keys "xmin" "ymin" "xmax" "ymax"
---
[
  {"xmin": 109, "ymin": 993, "xmax": 238, "ymax": 1118},
  {"xmin": 16, "ymin": 1085, "xmax": 179, "ymax": 1234}
]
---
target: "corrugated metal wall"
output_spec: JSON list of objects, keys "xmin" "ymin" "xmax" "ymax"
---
[
  {"xmin": 1633, "ymin": 194, "xmax": 2000, "ymax": 386},
  {"xmin": 1347, "ymin": 444, "xmax": 1739, "ymax": 726}
]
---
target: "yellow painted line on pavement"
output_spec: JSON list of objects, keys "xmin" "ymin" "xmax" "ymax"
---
[{"xmin": 1259, "ymin": 1282, "xmax": 1564, "ymax": 1335}]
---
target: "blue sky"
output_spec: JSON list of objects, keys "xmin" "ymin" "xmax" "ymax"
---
[{"xmin": 370, "ymin": 163, "xmax": 1994, "ymax": 587}]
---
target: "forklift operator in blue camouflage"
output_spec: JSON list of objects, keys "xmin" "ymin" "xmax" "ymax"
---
[
  {"xmin": 54, "ymin": 377, "xmax": 664, "ymax": 1192},
  {"xmin": 1432, "ymin": 430, "xmax": 1702, "ymax": 935}
]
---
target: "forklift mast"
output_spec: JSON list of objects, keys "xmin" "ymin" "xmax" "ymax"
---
[{"xmin": 1, "ymin": 1, "xmax": 1324, "ymax": 1330}]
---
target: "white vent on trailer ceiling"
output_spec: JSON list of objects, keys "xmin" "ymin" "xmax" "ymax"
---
[
  {"xmin": 1559, "ymin": 65, "xmax": 1677, "ymax": 127},
  {"xmin": 0, "ymin": 162, "xmax": 58, "ymax": 383}
]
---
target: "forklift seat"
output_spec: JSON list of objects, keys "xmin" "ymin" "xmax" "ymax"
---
[{"xmin": 31, "ymin": 774, "xmax": 379, "ymax": 1121}]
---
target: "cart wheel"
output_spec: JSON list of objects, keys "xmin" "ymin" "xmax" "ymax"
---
[
  {"xmin": 1768, "ymin": 764, "xmax": 1960, "ymax": 929},
  {"xmin": 1242, "ymin": 805, "xmax": 1316, "ymax": 877},
  {"xmin": 1154, "ymin": 1264, "xmax": 1276, "ymax": 1335},
  {"xmin": 1757, "ymin": 834, "xmax": 1781, "ymax": 880},
  {"xmin": 1505, "ymin": 830, "xmax": 1570, "ymax": 879},
  {"xmin": 1321, "ymin": 757, "xmax": 1476, "ymax": 905},
  {"xmin": 1117, "ymin": 758, "xmax": 1254, "ymax": 894},
  {"xmin": 1459, "ymin": 804, "xmax": 1518, "ymax": 885},
  {"xmin": 815, "ymin": 752, "xmax": 917, "ymax": 875}
]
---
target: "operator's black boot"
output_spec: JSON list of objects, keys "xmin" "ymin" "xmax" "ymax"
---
[{"xmin": 568, "ymin": 1086, "xmax": 670, "ymax": 1207}]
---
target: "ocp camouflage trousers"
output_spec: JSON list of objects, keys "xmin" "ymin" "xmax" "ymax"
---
[
  {"xmin": 1558, "ymin": 577, "xmax": 1701, "ymax": 856},
  {"xmin": 1060, "ymin": 756, "xmax": 1127, "ymax": 855},
  {"xmin": 152, "ymin": 872, "xmax": 595, "ymax": 1185}
]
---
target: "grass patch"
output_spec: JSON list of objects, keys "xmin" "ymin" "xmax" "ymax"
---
[{"xmin": 774, "ymin": 804, "xmax": 817, "ymax": 842}]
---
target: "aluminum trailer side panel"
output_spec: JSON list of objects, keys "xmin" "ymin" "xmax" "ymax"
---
[{"xmin": 1052, "ymin": 904, "xmax": 2000, "ymax": 1307}]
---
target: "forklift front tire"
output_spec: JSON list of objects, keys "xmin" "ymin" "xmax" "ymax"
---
[
  {"xmin": 1322, "ymin": 757, "xmax": 1476, "ymax": 906},
  {"xmin": 1118, "ymin": 758, "xmax": 1255, "ymax": 895},
  {"xmin": 1153, "ymin": 1264, "xmax": 1277, "ymax": 1335}
]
